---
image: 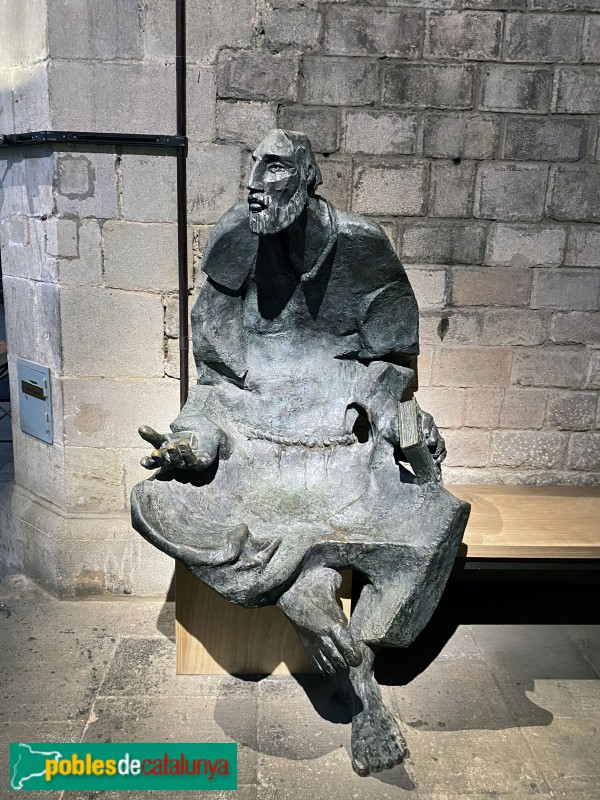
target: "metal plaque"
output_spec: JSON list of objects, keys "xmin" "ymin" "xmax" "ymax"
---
[{"xmin": 16, "ymin": 358, "xmax": 53, "ymax": 444}]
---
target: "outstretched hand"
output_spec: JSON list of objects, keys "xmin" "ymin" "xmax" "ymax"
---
[{"xmin": 138, "ymin": 425, "xmax": 215, "ymax": 471}]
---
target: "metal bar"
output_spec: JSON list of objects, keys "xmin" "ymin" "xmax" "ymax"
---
[
  {"xmin": 176, "ymin": 0, "xmax": 189, "ymax": 409},
  {"xmin": 0, "ymin": 131, "xmax": 186, "ymax": 150}
]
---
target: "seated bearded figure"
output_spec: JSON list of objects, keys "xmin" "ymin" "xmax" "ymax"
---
[{"xmin": 131, "ymin": 129, "xmax": 470, "ymax": 777}]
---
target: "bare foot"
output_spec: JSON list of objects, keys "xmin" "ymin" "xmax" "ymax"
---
[
  {"xmin": 277, "ymin": 566, "xmax": 362, "ymax": 675},
  {"xmin": 351, "ymin": 703, "xmax": 407, "ymax": 776}
]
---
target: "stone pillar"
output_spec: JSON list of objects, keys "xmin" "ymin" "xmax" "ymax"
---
[{"xmin": 0, "ymin": 0, "xmax": 197, "ymax": 595}]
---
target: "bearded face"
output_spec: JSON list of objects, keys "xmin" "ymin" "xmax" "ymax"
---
[{"xmin": 247, "ymin": 133, "xmax": 310, "ymax": 235}]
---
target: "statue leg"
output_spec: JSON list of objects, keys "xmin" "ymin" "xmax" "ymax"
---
[
  {"xmin": 277, "ymin": 565, "xmax": 362, "ymax": 675},
  {"xmin": 339, "ymin": 641, "xmax": 407, "ymax": 776}
]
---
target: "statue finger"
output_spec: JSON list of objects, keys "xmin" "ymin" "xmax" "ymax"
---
[
  {"xmin": 140, "ymin": 455, "xmax": 160, "ymax": 470},
  {"xmin": 321, "ymin": 637, "xmax": 348, "ymax": 672},
  {"xmin": 166, "ymin": 443, "xmax": 186, "ymax": 469},
  {"xmin": 315, "ymin": 651, "xmax": 336, "ymax": 676},
  {"xmin": 138, "ymin": 425, "xmax": 167, "ymax": 448},
  {"xmin": 179, "ymin": 441, "xmax": 202, "ymax": 469},
  {"xmin": 332, "ymin": 624, "xmax": 362, "ymax": 668}
]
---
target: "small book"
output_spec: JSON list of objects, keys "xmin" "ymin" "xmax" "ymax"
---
[{"xmin": 397, "ymin": 398, "xmax": 441, "ymax": 485}]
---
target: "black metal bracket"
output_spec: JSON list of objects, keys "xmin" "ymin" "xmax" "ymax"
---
[{"xmin": 0, "ymin": 130, "xmax": 187, "ymax": 151}]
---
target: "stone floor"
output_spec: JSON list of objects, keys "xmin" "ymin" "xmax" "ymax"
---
[{"xmin": 0, "ymin": 571, "xmax": 599, "ymax": 800}]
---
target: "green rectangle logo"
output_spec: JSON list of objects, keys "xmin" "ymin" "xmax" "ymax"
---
[{"xmin": 10, "ymin": 742, "xmax": 237, "ymax": 791}]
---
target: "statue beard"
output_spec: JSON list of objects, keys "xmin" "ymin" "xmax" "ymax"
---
[{"xmin": 248, "ymin": 183, "xmax": 308, "ymax": 235}]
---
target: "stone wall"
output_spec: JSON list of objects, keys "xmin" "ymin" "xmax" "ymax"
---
[{"xmin": 0, "ymin": 0, "xmax": 598, "ymax": 594}]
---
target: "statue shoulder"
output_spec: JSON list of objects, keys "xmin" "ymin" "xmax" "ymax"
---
[
  {"xmin": 332, "ymin": 208, "xmax": 408, "ymax": 289},
  {"xmin": 202, "ymin": 200, "xmax": 258, "ymax": 292}
]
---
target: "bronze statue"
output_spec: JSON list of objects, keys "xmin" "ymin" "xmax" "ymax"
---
[{"xmin": 131, "ymin": 129, "xmax": 470, "ymax": 776}]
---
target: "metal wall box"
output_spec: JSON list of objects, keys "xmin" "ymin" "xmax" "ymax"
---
[{"xmin": 16, "ymin": 358, "xmax": 53, "ymax": 444}]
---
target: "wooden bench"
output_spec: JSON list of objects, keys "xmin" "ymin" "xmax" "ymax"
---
[{"xmin": 176, "ymin": 484, "xmax": 600, "ymax": 675}]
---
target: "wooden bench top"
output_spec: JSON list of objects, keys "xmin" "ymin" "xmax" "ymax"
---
[{"xmin": 448, "ymin": 484, "xmax": 600, "ymax": 560}]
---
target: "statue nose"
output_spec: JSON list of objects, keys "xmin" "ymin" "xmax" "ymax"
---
[{"xmin": 247, "ymin": 162, "xmax": 264, "ymax": 192}]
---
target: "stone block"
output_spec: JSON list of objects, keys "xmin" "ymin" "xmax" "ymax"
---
[
  {"xmin": 303, "ymin": 57, "xmax": 378, "ymax": 106},
  {"xmin": 121, "ymin": 152, "xmax": 177, "ymax": 223},
  {"xmin": 324, "ymin": 7, "xmax": 424, "ymax": 58},
  {"xmin": 404, "ymin": 267, "xmax": 447, "ymax": 308},
  {"xmin": 474, "ymin": 163, "xmax": 548, "ymax": 222},
  {"xmin": 58, "ymin": 219, "xmax": 102, "ymax": 286},
  {"xmin": 315, "ymin": 157, "xmax": 353, "ymax": 211},
  {"xmin": 382, "ymin": 64, "xmax": 473, "ymax": 109},
  {"xmin": 583, "ymin": 17, "xmax": 600, "ymax": 63},
  {"xmin": 443, "ymin": 429, "xmax": 491, "ymax": 467},
  {"xmin": 64, "ymin": 446, "xmax": 126, "ymax": 513},
  {"xmin": 479, "ymin": 65, "xmax": 553, "ymax": 113},
  {"xmin": 187, "ymin": 67, "xmax": 216, "ymax": 143},
  {"xmin": 60, "ymin": 287, "xmax": 165, "ymax": 378},
  {"xmin": 566, "ymin": 225, "xmax": 600, "ymax": 267},
  {"xmin": 551, "ymin": 312, "xmax": 600, "ymax": 345},
  {"xmin": 48, "ymin": 61, "xmax": 176, "ymax": 134},
  {"xmin": 277, "ymin": 107, "xmax": 339, "ymax": 153},
  {"xmin": 164, "ymin": 337, "xmax": 197, "ymax": 382},
  {"xmin": 503, "ymin": 117, "xmax": 587, "ymax": 161},
  {"xmin": 532, "ymin": 0, "xmax": 600, "ymax": 8},
  {"xmin": 588, "ymin": 351, "xmax": 600, "ymax": 389},
  {"xmin": 55, "ymin": 151, "xmax": 119, "ymax": 220},
  {"xmin": 2, "ymin": 276, "xmax": 62, "ymax": 371},
  {"xmin": 46, "ymin": 218, "xmax": 78, "ymax": 258},
  {"xmin": 62, "ymin": 377, "xmax": 180, "ymax": 449},
  {"xmin": 103, "ymin": 221, "xmax": 181, "ymax": 292},
  {"xmin": 464, "ymin": 388, "xmax": 503, "ymax": 427},
  {"xmin": 567, "ymin": 433, "xmax": 600, "ymax": 470},
  {"xmin": 12, "ymin": 62, "xmax": 51, "ymax": 131},
  {"xmin": 432, "ymin": 346, "xmax": 512, "ymax": 387},
  {"xmin": 218, "ymin": 52, "xmax": 299, "ymax": 102},
  {"xmin": 499, "ymin": 389, "xmax": 547, "ymax": 429},
  {"xmin": 400, "ymin": 221, "xmax": 487, "ymax": 264},
  {"xmin": 12, "ymin": 430, "xmax": 67, "ymax": 508},
  {"xmin": 420, "ymin": 310, "xmax": 482, "ymax": 344},
  {"xmin": 0, "ymin": 0, "xmax": 47, "ymax": 67},
  {"xmin": 263, "ymin": 7, "xmax": 322, "ymax": 50},
  {"xmin": 217, "ymin": 101, "xmax": 277, "ymax": 146},
  {"xmin": 491, "ymin": 430, "xmax": 567, "ymax": 468},
  {"xmin": 430, "ymin": 161, "xmax": 476, "ymax": 217},
  {"xmin": 0, "ymin": 148, "xmax": 54, "ymax": 218},
  {"xmin": 187, "ymin": 144, "xmax": 242, "ymax": 225},
  {"xmin": 0, "ymin": 216, "xmax": 56, "ymax": 282},
  {"xmin": 548, "ymin": 166, "xmax": 600, "ymax": 222},
  {"xmin": 485, "ymin": 224, "xmax": 566, "ymax": 267},
  {"xmin": 143, "ymin": 0, "xmax": 254, "ymax": 63},
  {"xmin": 555, "ymin": 68, "xmax": 600, "ymax": 113},
  {"xmin": 47, "ymin": 0, "xmax": 143, "ymax": 60},
  {"xmin": 451, "ymin": 267, "xmax": 531, "ymax": 307},
  {"xmin": 342, "ymin": 111, "xmax": 417, "ymax": 156},
  {"xmin": 480, "ymin": 309, "xmax": 548, "ymax": 345},
  {"xmin": 504, "ymin": 13, "xmax": 583, "ymax": 63},
  {"xmin": 425, "ymin": 11, "xmax": 502, "ymax": 60},
  {"xmin": 423, "ymin": 113, "xmax": 499, "ymax": 159},
  {"xmin": 464, "ymin": 0, "xmax": 525, "ymax": 7},
  {"xmin": 416, "ymin": 346, "xmax": 434, "ymax": 387},
  {"xmin": 547, "ymin": 391, "xmax": 597, "ymax": 431},
  {"xmin": 0, "ymin": 69, "xmax": 14, "ymax": 134},
  {"xmin": 531, "ymin": 269, "xmax": 600, "ymax": 311},
  {"xmin": 512, "ymin": 347, "xmax": 588, "ymax": 388},
  {"xmin": 414, "ymin": 386, "xmax": 465, "ymax": 428},
  {"xmin": 352, "ymin": 162, "xmax": 427, "ymax": 216}
]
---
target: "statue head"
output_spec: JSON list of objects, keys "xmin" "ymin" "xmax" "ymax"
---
[{"xmin": 247, "ymin": 129, "xmax": 322, "ymax": 235}]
